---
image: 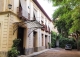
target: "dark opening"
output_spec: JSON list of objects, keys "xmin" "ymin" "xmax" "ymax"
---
[
  {"xmin": 17, "ymin": 27, "xmax": 24, "ymax": 55},
  {"xmin": 33, "ymin": 31, "xmax": 37, "ymax": 52},
  {"xmin": 45, "ymin": 35, "xmax": 47, "ymax": 49},
  {"xmin": 42, "ymin": 34, "xmax": 44, "ymax": 46}
]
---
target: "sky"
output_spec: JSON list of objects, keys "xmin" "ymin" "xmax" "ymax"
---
[{"xmin": 37, "ymin": 0, "xmax": 57, "ymax": 19}]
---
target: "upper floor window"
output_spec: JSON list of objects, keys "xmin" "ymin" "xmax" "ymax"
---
[
  {"xmin": 41, "ymin": 20, "xmax": 44, "ymax": 24},
  {"xmin": 19, "ymin": 0, "xmax": 28, "ymax": 19},
  {"xmin": 33, "ymin": 8, "xmax": 37, "ymax": 20}
]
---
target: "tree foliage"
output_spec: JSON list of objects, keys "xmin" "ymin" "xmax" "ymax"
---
[
  {"xmin": 53, "ymin": 6, "xmax": 73, "ymax": 37},
  {"xmin": 52, "ymin": 0, "xmax": 80, "ymax": 36},
  {"xmin": 51, "ymin": 0, "xmax": 80, "ymax": 50}
]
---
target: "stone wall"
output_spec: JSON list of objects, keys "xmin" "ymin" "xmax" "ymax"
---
[
  {"xmin": 0, "ymin": 51, "xmax": 7, "ymax": 57},
  {"xmin": 0, "ymin": 0, "xmax": 4, "ymax": 12},
  {"xmin": 25, "ymin": 46, "xmax": 45, "ymax": 55}
]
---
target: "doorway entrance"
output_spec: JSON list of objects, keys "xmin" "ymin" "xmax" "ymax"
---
[
  {"xmin": 45, "ymin": 35, "xmax": 48, "ymax": 49},
  {"xmin": 17, "ymin": 27, "xmax": 25, "ymax": 55},
  {"xmin": 42, "ymin": 34, "xmax": 44, "ymax": 46},
  {"xmin": 33, "ymin": 31, "xmax": 37, "ymax": 52}
]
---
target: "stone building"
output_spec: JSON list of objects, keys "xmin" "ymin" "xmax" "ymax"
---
[{"xmin": 0, "ymin": 0, "xmax": 52, "ymax": 57}]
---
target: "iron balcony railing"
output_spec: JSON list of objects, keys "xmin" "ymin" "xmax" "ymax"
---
[{"xmin": 17, "ymin": 7, "xmax": 30, "ymax": 21}]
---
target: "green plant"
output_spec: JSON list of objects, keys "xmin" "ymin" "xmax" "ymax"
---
[
  {"xmin": 77, "ymin": 39, "xmax": 80, "ymax": 50},
  {"xmin": 8, "ymin": 39, "xmax": 21, "ymax": 57},
  {"xmin": 51, "ymin": 32, "xmax": 57, "ymax": 48},
  {"xmin": 78, "ymin": 40, "xmax": 80, "ymax": 47},
  {"xmin": 12, "ymin": 39, "xmax": 21, "ymax": 47},
  {"xmin": 8, "ymin": 47, "xmax": 20, "ymax": 57},
  {"xmin": 51, "ymin": 38, "xmax": 56, "ymax": 48},
  {"xmin": 59, "ymin": 37, "xmax": 77, "ymax": 49},
  {"xmin": 48, "ymin": 42, "xmax": 51, "ymax": 48}
]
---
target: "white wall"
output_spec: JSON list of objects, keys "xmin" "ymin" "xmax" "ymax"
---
[
  {"xmin": 25, "ymin": 0, "xmax": 52, "ymax": 48},
  {"xmin": 13, "ymin": 0, "xmax": 19, "ymax": 14}
]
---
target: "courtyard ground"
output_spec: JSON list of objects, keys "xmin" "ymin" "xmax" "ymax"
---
[{"xmin": 31, "ymin": 48, "xmax": 80, "ymax": 57}]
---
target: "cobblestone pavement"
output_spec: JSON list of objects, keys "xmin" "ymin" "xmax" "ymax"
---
[{"xmin": 32, "ymin": 48, "xmax": 80, "ymax": 57}]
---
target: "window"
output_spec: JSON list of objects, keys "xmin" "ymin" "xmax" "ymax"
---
[
  {"xmin": 41, "ymin": 20, "xmax": 43, "ymax": 24},
  {"xmin": 33, "ymin": 8, "xmax": 37, "ymax": 20}
]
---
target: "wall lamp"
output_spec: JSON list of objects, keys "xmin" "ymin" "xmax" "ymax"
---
[
  {"xmin": 7, "ymin": 4, "xmax": 12, "ymax": 17},
  {"xmin": 8, "ymin": 4, "xmax": 12, "ymax": 9}
]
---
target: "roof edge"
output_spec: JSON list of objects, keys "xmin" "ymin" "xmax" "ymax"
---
[{"xmin": 33, "ymin": 0, "xmax": 52, "ymax": 21}]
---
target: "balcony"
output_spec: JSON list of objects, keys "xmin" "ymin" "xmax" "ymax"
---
[
  {"xmin": 17, "ymin": 7, "xmax": 30, "ymax": 21},
  {"xmin": 41, "ymin": 24, "xmax": 47, "ymax": 32},
  {"xmin": 47, "ymin": 27, "xmax": 51, "ymax": 34},
  {"xmin": 41, "ymin": 24, "xmax": 51, "ymax": 33},
  {"xmin": 41, "ymin": 24, "xmax": 45, "ymax": 31},
  {"xmin": 45, "ymin": 26, "xmax": 51, "ymax": 34}
]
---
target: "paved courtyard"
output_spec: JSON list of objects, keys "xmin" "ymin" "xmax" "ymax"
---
[{"xmin": 32, "ymin": 48, "xmax": 80, "ymax": 57}]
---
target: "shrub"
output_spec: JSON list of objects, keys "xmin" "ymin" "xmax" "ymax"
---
[
  {"xmin": 51, "ymin": 38, "xmax": 56, "ymax": 48},
  {"xmin": 8, "ymin": 47, "xmax": 20, "ymax": 57},
  {"xmin": 51, "ymin": 31, "xmax": 77, "ymax": 49},
  {"xmin": 51, "ymin": 32, "xmax": 57, "ymax": 48},
  {"xmin": 12, "ymin": 39, "xmax": 21, "ymax": 47},
  {"xmin": 48, "ymin": 42, "xmax": 51, "ymax": 48},
  {"xmin": 8, "ymin": 39, "xmax": 21, "ymax": 57},
  {"xmin": 77, "ymin": 39, "xmax": 80, "ymax": 50},
  {"xmin": 78, "ymin": 40, "xmax": 80, "ymax": 47},
  {"xmin": 59, "ymin": 37, "xmax": 77, "ymax": 49}
]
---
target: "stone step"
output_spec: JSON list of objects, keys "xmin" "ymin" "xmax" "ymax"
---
[
  {"xmin": 17, "ymin": 55, "xmax": 25, "ymax": 57},
  {"xmin": 17, "ymin": 55, "xmax": 30, "ymax": 57}
]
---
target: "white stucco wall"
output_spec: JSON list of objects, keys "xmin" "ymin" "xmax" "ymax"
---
[{"xmin": 13, "ymin": 0, "xmax": 19, "ymax": 14}]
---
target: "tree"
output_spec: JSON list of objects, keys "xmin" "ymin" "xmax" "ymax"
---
[
  {"xmin": 51, "ymin": 0, "xmax": 80, "ymax": 50},
  {"xmin": 53, "ymin": 3, "xmax": 73, "ymax": 37}
]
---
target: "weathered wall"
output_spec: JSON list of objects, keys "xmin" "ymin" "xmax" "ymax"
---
[
  {"xmin": 0, "ymin": 13, "xmax": 21, "ymax": 51},
  {"xmin": 8, "ymin": 14, "xmax": 21, "ymax": 50},
  {"xmin": 0, "ymin": 14, "xmax": 9, "ymax": 51},
  {"xmin": 0, "ymin": 0, "xmax": 4, "ymax": 12}
]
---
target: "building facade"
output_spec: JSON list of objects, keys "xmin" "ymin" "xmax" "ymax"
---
[{"xmin": 0, "ymin": 0, "xmax": 52, "ymax": 57}]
